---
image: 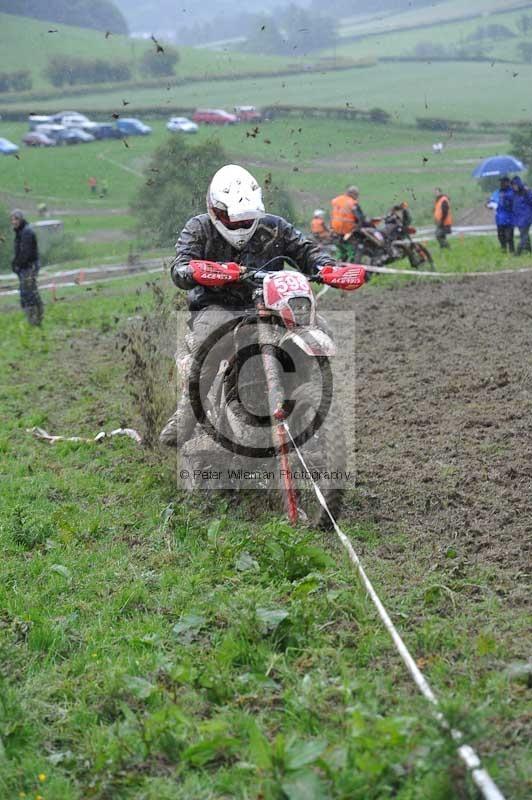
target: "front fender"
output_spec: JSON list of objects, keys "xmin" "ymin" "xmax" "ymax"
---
[{"xmin": 279, "ymin": 328, "xmax": 336, "ymax": 357}]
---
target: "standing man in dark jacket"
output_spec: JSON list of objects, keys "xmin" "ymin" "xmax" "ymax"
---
[
  {"xmin": 510, "ymin": 176, "xmax": 532, "ymax": 256},
  {"xmin": 159, "ymin": 164, "xmax": 365, "ymax": 448},
  {"xmin": 11, "ymin": 209, "xmax": 43, "ymax": 325}
]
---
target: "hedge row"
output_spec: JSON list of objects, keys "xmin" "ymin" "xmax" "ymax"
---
[
  {"xmin": 0, "ymin": 70, "xmax": 32, "ymax": 93},
  {"xmin": 0, "ymin": 58, "xmax": 374, "ymax": 107}
]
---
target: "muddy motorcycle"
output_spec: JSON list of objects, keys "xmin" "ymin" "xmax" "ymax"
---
[
  {"xmin": 346, "ymin": 216, "xmax": 434, "ymax": 270},
  {"xmin": 179, "ymin": 260, "xmax": 365, "ymax": 528}
]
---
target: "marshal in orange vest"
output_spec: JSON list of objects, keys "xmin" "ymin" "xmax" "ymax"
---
[
  {"xmin": 331, "ymin": 193, "xmax": 359, "ymax": 235},
  {"xmin": 434, "ymin": 194, "xmax": 453, "ymax": 226}
]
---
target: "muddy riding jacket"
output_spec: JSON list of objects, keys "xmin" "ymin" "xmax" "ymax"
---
[{"xmin": 172, "ymin": 213, "xmax": 332, "ymax": 310}]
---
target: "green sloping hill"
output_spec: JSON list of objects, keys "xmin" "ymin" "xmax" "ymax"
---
[
  {"xmin": 331, "ymin": 6, "xmax": 532, "ymax": 63},
  {"xmin": 3, "ymin": 60, "xmax": 530, "ymax": 126},
  {"xmin": 338, "ymin": 0, "xmax": 531, "ymax": 38},
  {"xmin": 0, "ymin": 13, "xmax": 303, "ymax": 92}
]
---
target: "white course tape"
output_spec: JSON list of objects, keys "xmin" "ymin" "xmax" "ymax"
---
[
  {"xmin": 282, "ymin": 421, "xmax": 506, "ymax": 800},
  {"xmin": 316, "ymin": 263, "xmax": 532, "ymax": 299},
  {"xmin": 0, "ymin": 267, "xmax": 164, "ymax": 297}
]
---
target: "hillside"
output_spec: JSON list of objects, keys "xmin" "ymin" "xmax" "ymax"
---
[
  {"xmin": 0, "ymin": 263, "xmax": 529, "ymax": 799},
  {"xmin": 0, "ymin": 0, "xmax": 127, "ymax": 33},
  {"xmin": 330, "ymin": 5, "xmax": 532, "ymax": 64},
  {"xmin": 0, "ymin": 13, "xmax": 298, "ymax": 92},
  {"xmin": 3, "ymin": 60, "xmax": 530, "ymax": 126},
  {"xmin": 338, "ymin": 0, "xmax": 532, "ymax": 39}
]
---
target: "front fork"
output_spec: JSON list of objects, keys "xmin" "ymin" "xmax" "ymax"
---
[{"xmin": 256, "ymin": 320, "xmax": 299, "ymax": 524}]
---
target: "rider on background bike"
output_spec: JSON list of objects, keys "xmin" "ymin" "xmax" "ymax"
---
[{"xmin": 160, "ymin": 164, "xmax": 366, "ymax": 447}]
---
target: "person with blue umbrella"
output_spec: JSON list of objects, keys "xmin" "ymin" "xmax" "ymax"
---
[
  {"xmin": 472, "ymin": 155, "xmax": 525, "ymax": 179},
  {"xmin": 487, "ymin": 177, "xmax": 514, "ymax": 253},
  {"xmin": 510, "ymin": 176, "xmax": 532, "ymax": 256}
]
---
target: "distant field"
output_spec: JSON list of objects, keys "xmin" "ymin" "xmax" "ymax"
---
[
  {"xmin": 338, "ymin": 0, "xmax": 530, "ymax": 38},
  {"xmin": 0, "ymin": 12, "xmax": 302, "ymax": 92},
  {"xmin": 331, "ymin": 7, "xmax": 532, "ymax": 63},
  {"xmin": 2, "ymin": 60, "xmax": 530, "ymax": 126},
  {"xmin": 0, "ymin": 119, "xmax": 508, "ymax": 230}
]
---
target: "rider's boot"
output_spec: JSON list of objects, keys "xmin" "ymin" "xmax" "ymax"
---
[{"xmin": 159, "ymin": 392, "xmax": 197, "ymax": 448}]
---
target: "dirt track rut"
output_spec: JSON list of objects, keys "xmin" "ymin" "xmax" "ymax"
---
[{"xmin": 324, "ymin": 272, "xmax": 532, "ymax": 584}]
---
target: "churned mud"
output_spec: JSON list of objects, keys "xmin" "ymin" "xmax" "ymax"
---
[{"xmin": 324, "ymin": 272, "xmax": 532, "ymax": 581}]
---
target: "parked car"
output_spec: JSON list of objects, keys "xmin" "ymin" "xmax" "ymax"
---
[
  {"xmin": 28, "ymin": 114, "xmax": 53, "ymax": 130},
  {"xmin": 0, "ymin": 137, "xmax": 19, "ymax": 155},
  {"xmin": 51, "ymin": 111, "xmax": 91, "ymax": 127},
  {"xmin": 90, "ymin": 123, "xmax": 124, "ymax": 140},
  {"xmin": 116, "ymin": 118, "xmax": 151, "ymax": 136},
  {"xmin": 35, "ymin": 124, "xmax": 94, "ymax": 145},
  {"xmin": 66, "ymin": 128, "xmax": 95, "ymax": 143},
  {"xmin": 166, "ymin": 116, "xmax": 198, "ymax": 134},
  {"xmin": 22, "ymin": 131, "xmax": 57, "ymax": 147},
  {"xmin": 192, "ymin": 108, "xmax": 238, "ymax": 125},
  {"xmin": 234, "ymin": 105, "xmax": 262, "ymax": 122}
]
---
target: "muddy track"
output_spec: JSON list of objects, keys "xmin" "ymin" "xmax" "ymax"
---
[{"xmin": 323, "ymin": 272, "xmax": 532, "ymax": 584}]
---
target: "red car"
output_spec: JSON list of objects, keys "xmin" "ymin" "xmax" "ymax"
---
[
  {"xmin": 23, "ymin": 132, "xmax": 57, "ymax": 147},
  {"xmin": 234, "ymin": 105, "xmax": 262, "ymax": 122},
  {"xmin": 192, "ymin": 108, "xmax": 238, "ymax": 125}
]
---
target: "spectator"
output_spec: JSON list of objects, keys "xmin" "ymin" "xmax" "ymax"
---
[
  {"xmin": 487, "ymin": 176, "xmax": 514, "ymax": 253},
  {"xmin": 10, "ymin": 209, "xmax": 43, "ymax": 326},
  {"xmin": 330, "ymin": 186, "xmax": 366, "ymax": 259},
  {"xmin": 510, "ymin": 176, "xmax": 532, "ymax": 256},
  {"xmin": 88, "ymin": 176, "xmax": 97, "ymax": 194},
  {"xmin": 100, "ymin": 178, "xmax": 109, "ymax": 197},
  {"xmin": 310, "ymin": 209, "xmax": 330, "ymax": 241},
  {"xmin": 433, "ymin": 188, "xmax": 453, "ymax": 249}
]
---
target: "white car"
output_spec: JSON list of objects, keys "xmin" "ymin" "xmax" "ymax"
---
[
  {"xmin": 166, "ymin": 116, "xmax": 198, "ymax": 134},
  {"xmin": 52, "ymin": 111, "xmax": 91, "ymax": 128}
]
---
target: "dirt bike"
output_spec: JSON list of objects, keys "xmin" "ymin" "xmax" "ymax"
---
[
  {"xmin": 344, "ymin": 215, "xmax": 434, "ymax": 270},
  {"xmin": 179, "ymin": 258, "xmax": 366, "ymax": 528}
]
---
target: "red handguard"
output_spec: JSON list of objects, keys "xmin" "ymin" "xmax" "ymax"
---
[
  {"xmin": 189, "ymin": 260, "xmax": 242, "ymax": 287},
  {"xmin": 320, "ymin": 264, "xmax": 367, "ymax": 291}
]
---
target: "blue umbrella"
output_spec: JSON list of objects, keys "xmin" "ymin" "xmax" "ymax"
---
[{"xmin": 472, "ymin": 154, "xmax": 525, "ymax": 178}]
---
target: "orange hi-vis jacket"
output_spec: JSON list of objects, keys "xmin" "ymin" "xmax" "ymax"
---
[
  {"xmin": 331, "ymin": 194, "xmax": 358, "ymax": 235},
  {"xmin": 434, "ymin": 194, "xmax": 453, "ymax": 226},
  {"xmin": 311, "ymin": 216, "xmax": 328, "ymax": 237}
]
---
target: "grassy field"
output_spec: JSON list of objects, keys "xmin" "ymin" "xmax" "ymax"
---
[
  {"xmin": 0, "ymin": 12, "xmax": 302, "ymax": 93},
  {"xmin": 338, "ymin": 0, "xmax": 529, "ymax": 38},
  {"xmin": 2, "ymin": 60, "xmax": 530, "ymax": 126},
  {"xmin": 330, "ymin": 7, "xmax": 532, "ymax": 64},
  {"xmin": 0, "ymin": 268, "xmax": 529, "ymax": 799},
  {"xmin": 0, "ymin": 116, "xmax": 508, "ymax": 249}
]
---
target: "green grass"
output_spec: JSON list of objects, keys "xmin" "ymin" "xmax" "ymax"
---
[
  {"xmin": 0, "ymin": 272, "xmax": 529, "ymax": 798},
  {"xmin": 0, "ymin": 118, "xmax": 509, "ymax": 232},
  {"xmin": 328, "ymin": 6, "xmax": 532, "ymax": 66},
  {"xmin": 338, "ymin": 0, "xmax": 528, "ymax": 38},
  {"xmin": 0, "ymin": 12, "xmax": 304, "ymax": 93},
  {"xmin": 3, "ymin": 60, "xmax": 531, "ymax": 126}
]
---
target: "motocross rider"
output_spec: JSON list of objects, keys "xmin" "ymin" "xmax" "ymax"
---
[{"xmin": 160, "ymin": 164, "xmax": 366, "ymax": 447}]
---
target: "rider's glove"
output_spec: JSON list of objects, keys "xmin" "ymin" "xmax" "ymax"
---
[
  {"xmin": 188, "ymin": 260, "xmax": 243, "ymax": 287},
  {"xmin": 319, "ymin": 264, "xmax": 367, "ymax": 291}
]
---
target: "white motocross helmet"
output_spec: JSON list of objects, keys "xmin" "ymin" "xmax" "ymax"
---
[
  {"xmin": 313, "ymin": 209, "xmax": 325, "ymax": 217},
  {"xmin": 207, "ymin": 164, "xmax": 265, "ymax": 249}
]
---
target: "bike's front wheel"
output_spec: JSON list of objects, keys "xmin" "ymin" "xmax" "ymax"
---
[
  {"xmin": 283, "ymin": 381, "xmax": 347, "ymax": 529},
  {"xmin": 409, "ymin": 243, "xmax": 434, "ymax": 270}
]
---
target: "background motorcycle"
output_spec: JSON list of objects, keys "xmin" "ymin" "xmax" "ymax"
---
[
  {"xmin": 179, "ymin": 259, "xmax": 365, "ymax": 528},
  {"xmin": 344, "ymin": 214, "xmax": 434, "ymax": 270}
]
